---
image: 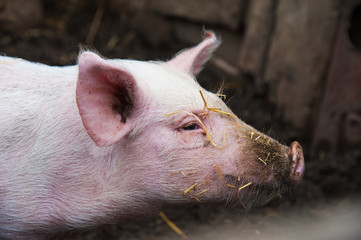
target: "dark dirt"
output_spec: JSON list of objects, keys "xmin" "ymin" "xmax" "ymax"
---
[{"xmin": 1, "ymin": 1, "xmax": 360, "ymax": 239}]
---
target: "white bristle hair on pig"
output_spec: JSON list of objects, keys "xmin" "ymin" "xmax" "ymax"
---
[{"xmin": 0, "ymin": 31, "xmax": 304, "ymax": 239}]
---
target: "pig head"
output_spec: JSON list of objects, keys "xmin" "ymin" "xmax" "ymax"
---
[{"xmin": 0, "ymin": 31, "xmax": 304, "ymax": 238}]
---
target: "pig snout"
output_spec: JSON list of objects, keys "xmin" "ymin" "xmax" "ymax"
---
[
  {"xmin": 228, "ymin": 138, "xmax": 305, "ymax": 206},
  {"xmin": 288, "ymin": 141, "xmax": 305, "ymax": 186},
  {"xmin": 236, "ymin": 125, "xmax": 305, "ymax": 188}
]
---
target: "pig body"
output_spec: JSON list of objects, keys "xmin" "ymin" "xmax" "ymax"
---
[{"xmin": 0, "ymin": 32, "xmax": 304, "ymax": 239}]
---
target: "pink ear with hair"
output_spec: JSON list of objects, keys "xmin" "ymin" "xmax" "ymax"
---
[
  {"xmin": 76, "ymin": 52, "xmax": 137, "ymax": 147},
  {"xmin": 167, "ymin": 31, "xmax": 220, "ymax": 76}
]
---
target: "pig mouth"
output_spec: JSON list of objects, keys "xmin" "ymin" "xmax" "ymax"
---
[{"xmin": 219, "ymin": 174, "xmax": 287, "ymax": 208}]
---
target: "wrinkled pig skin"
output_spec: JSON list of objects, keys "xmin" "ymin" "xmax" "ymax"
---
[{"xmin": 0, "ymin": 31, "xmax": 305, "ymax": 239}]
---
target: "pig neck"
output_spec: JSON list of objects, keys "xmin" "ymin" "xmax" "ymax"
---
[
  {"xmin": 46, "ymin": 144, "xmax": 151, "ymax": 226},
  {"xmin": 44, "ymin": 105, "xmax": 152, "ymax": 226}
]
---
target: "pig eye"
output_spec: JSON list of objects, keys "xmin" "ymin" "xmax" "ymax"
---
[{"xmin": 181, "ymin": 123, "xmax": 199, "ymax": 131}]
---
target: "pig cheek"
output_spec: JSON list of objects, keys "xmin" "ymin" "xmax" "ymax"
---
[
  {"xmin": 158, "ymin": 137, "xmax": 216, "ymax": 196},
  {"xmin": 136, "ymin": 130, "xmax": 205, "ymax": 181},
  {"xmin": 176, "ymin": 131, "xmax": 207, "ymax": 148}
]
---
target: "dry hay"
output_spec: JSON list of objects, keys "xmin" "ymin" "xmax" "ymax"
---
[{"xmin": 159, "ymin": 211, "xmax": 188, "ymax": 239}]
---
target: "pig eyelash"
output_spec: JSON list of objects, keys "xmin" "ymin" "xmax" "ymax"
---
[{"xmin": 179, "ymin": 122, "xmax": 201, "ymax": 131}]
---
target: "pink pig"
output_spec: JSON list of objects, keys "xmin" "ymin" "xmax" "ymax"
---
[{"xmin": 0, "ymin": 31, "xmax": 304, "ymax": 239}]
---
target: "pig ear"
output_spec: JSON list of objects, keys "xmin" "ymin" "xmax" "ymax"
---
[
  {"xmin": 167, "ymin": 31, "xmax": 220, "ymax": 76},
  {"xmin": 76, "ymin": 51, "xmax": 137, "ymax": 147}
]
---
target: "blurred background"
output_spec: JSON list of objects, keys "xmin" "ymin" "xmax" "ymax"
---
[{"xmin": 0, "ymin": 0, "xmax": 360, "ymax": 239}]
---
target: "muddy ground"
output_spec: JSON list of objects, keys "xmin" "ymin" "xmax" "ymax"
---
[{"xmin": 1, "ymin": 1, "xmax": 361, "ymax": 239}]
